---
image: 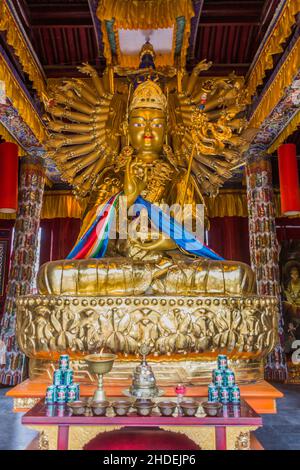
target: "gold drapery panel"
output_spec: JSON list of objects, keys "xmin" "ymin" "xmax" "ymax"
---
[
  {"xmin": 0, "ymin": 53, "xmax": 46, "ymax": 143},
  {"xmin": 97, "ymin": 0, "xmax": 194, "ymax": 29},
  {"xmin": 0, "ymin": 0, "xmax": 46, "ymax": 101},
  {"xmin": 206, "ymin": 190, "xmax": 283, "ymax": 218},
  {"xmin": 0, "ymin": 122, "xmax": 25, "ymax": 156},
  {"xmin": 267, "ymin": 110, "xmax": 300, "ymax": 154},
  {"xmin": 204, "ymin": 190, "xmax": 248, "ymax": 218},
  {"xmin": 0, "ymin": 189, "xmax": 289, "ymax": 220},
  {"xmin": 41, "ymin": 191, "xmax": 84, "ymax": 219},
  {"xmin": 0, "ymin": 191, "xmax": 83, "ymax": 220},
  {"xmin": 97, "ymin": 0, "xmax": 194, "ymax": 67},
  {"xmin": 250, "ymin": 37, "xmax": 300, "ymax": 129},
  {"xmin": 247, "ymin": 0, "xmax": 300, "ymax": 98}
]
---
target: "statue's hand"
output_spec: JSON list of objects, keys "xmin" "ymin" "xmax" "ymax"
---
[
  {"xmin": 78, "ymin": 62, "xmax": 97, "ymax": 77},
  {"xmin": 132, "ymin": 237, "xmax": 177, "ymax": 252},
  {"xmin": 193, "ymin": 59, "xmax": 213, "ymax": 74},
  {"xmin": 124, "ymin": 157, "xmax": 148, "ymax": 206}
]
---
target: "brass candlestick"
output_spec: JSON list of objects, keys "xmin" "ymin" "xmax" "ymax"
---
[{"xmin": 85, "ymin": 353, "xmax": 116, "ymax": 401}]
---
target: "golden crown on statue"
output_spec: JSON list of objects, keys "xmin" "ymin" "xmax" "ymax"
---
[{"xmin": 129, "ymin": 80, "xmax": 167, "ymax": 112}]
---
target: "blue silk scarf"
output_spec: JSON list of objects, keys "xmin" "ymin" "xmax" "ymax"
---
[
  {"xmin": 67, "ymin": 192, "xmax": 224, "ymax": 261},
  {"xmin": 136, "ymin": 196, "xmax": 223, "ymax": 261}
]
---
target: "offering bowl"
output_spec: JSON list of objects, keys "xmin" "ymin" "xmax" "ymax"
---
[
  {"xmin": 202, "ymin": 401, "xmax": 223, "ymax": 417},
  {"xmin": 112, "ymin": 399, "xmax": 132, "ymax": 416},
  {"xmin": 179, "ymin": 399, "xmax": 200, "ymax": 417},
  {"xmin": 134, "ymin": 399, "xmax": 155, "ymax": 416},
  {"xmin": 157, "ymin": 400, "xmax": 177, "ymax": 417},
  {"xmin": 67, "ymin": 400, "xmax": 87, "ymax": 416},
  {"xmin": 90, "ymin": 400, "xmax": 110, "ymax": 416}
]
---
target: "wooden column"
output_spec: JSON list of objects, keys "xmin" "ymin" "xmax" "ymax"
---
[
  {"xmin": 0, "ymin": 158, "xmax": 45, "ymax": 385},
  {"xmin": 246, "ymin": 157, "xmax": 287, "ymax": 381}
]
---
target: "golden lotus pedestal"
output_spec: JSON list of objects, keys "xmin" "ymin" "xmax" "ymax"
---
[{"xmin": 16, "ymin": 294, "xmax": 278, "ymax": 386}]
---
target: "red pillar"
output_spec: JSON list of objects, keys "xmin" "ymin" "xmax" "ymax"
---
[{"xmin": 0, "ymin": 142, "xmax": 18, "ymax": 213}]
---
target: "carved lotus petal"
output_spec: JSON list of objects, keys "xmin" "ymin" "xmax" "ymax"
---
[
  {"xmin": 115, "ymin": 313, "xmax": 131, "ymax": 332},
  {"xmin": 159, "ymin": 314, "xmax": 177, "ymax": 333},
  {"xmin": 125, "ymin": 336, "xmax": 138, "ymax": 353},
  {"xmin": 178, "ymin": 315, "xmax": 192, "ymax": 334}
]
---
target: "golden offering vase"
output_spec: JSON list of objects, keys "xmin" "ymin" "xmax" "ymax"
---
[{"xmin": 85, "ymin": 354, "xmax": 117, "ymax": 401}]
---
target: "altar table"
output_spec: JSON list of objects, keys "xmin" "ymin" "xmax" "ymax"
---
[{"xmin": 22, "ymin": 399, "xmax": 262, "ymax": 450}]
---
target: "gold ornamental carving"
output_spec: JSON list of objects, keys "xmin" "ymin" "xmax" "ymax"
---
[
  {"xmin": 27, "ymin": 426, "xmax": 58, "ymax": 451},
  {"xmin": 159, "ymin": 426, "xmax": 215, "ymax": 450},
  {"xmin": 16, "ymin": 295, "xmax": 278, "ymax": 360},
  {"xmin": 226, "ymin": 426, "xmax": 258, "ymax": 450},
  {"xmin": 14, "ymin": 397, "xmax": 40, "ymax": 411},
  {"xmin": 68, "ymin": 425, "xmax": 123, "ymax": 450},
  {"xmin": 235, "ymin": 431, "xmax": 251, "ymax": 450},
  {"xmin": 39, "ymin": 431, "xmax": 49, "ymax": 450}
]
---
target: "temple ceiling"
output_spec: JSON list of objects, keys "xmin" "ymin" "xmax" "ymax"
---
[{"xmin": 12, "ymin": 0, "xmax": 281, "ymax": 77}]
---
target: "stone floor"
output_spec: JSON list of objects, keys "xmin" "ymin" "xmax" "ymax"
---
[
  {"xmin": 0, "ymin": 383, "xmax": 299, "ymax": 450},
  {"xmin": 255, "ymin": 384, "xmax": 300, "ymax": 450},
  {"xmin": 0, "ymin": 387, "xmax": 38, "ymax": 450}
]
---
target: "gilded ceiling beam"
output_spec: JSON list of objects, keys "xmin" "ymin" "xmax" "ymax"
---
[
  {"xmin": 249, "ymin": 37, "xmax": 300, "ymax": 130},
  {"xmin": 0, "ymin": 0, "xmax": 47, "ymax": 102},
  {"xmin": 246, "ymin": 0, "xmax": 300, "ymax": 99},
  {"xmin": 0, "ymin": 46, "xmax": 46, "ymax": 145}
]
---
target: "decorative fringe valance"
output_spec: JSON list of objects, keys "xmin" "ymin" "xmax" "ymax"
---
[
  {"xmin": 0, "ymin": 122, "xmax": 25, "ymax": 156},
  {"xmin": 268, "ymin": 110, "xmax": 300, "ymax": 155},
  {"xmin": 247, "ymin": 0, "xmax": 300, "ymax": 99},
  {"xmin": 97, "ymin": 0, "xmax": 194, "ymax": 29},
  {"xmin": 97, "ymin": 0, "xmax": 194, "ymax": 67},
  {"xmin": 0, "ymin": 53, "xmax": 46, "ymax": 143},
  {"xmin": 250, "ymin": 37, "xmax": 300, "ymax": 129},
  {"xmin": 0, "ymin": 189, "xmax": 289, "ymax": 220},
  {"xmin": 0, "ymin": 0, "xmax": 46, "ymax": 102}
]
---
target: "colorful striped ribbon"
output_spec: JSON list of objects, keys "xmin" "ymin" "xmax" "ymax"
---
[
  {"xmin": 66, "ymin": 192, "xmax": 223, "ymax": 261},
  {"xmin": 66, "ymin": 192, "xmax": 121, "ymax": 259}
]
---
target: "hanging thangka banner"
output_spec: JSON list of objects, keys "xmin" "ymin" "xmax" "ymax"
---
[{"xmin": 279, "ymin": 241, "xmax": 300, "ymax": 383}]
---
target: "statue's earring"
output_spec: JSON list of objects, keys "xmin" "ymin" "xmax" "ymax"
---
[
  {"xmin": 125, "ymin": 83, "xmax": 132, "ymax": 147},
  {"xmin": 165, "ymin": 87, "xmax": 169, "ymax": 146},
  {"xmin": 121, "ymin": 120, "xmax": 130, "ymax": 146},
  {"xmin": 126, "ymin": 123, "xmax": 130, "ymax": 146}
]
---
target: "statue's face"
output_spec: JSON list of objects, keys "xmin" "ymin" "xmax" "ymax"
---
[
  {"xmin": 290, "ymin": 268, "xmax": 300, "ymax": 281},
  {"xmin": 129, "ymin": 108, "xmax": 165, "ymax": 160}
]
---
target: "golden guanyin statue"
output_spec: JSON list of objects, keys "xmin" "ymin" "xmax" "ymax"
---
[
  {"xmin": 16, "ymin": 43, "xmax": 278, "ymax": 384},
  {"xmin": 40, "ymin": 43, "xmax": 255, "ymax": 297}
]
